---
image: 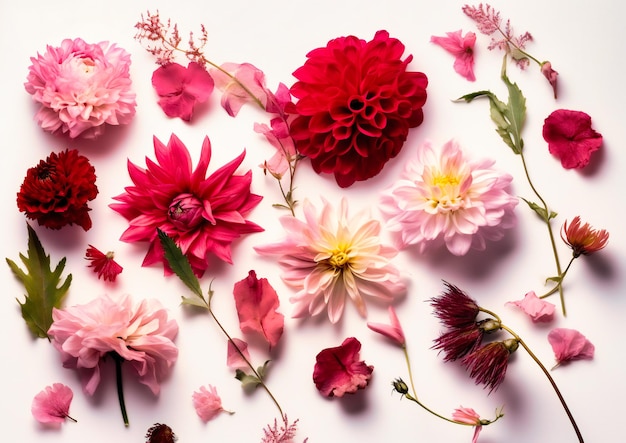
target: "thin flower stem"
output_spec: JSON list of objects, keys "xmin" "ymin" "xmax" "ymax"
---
[
  {"xmin": 112, "ymin": 353, "xmax": 130, "ymax": 427},
  {"xmin": 66, "ymin": 415, "xmax": 78, "ymax": 423},
  {"xmin": 500, "ymin": 325, "xmax": 584, "ymax": 442},
  {"xmin": 478, "ymin": 307, "xmax": 502, "ymax": 323},
  {"xmin": 540, "ymin": 257, "xmax": 575, "ymax": 299},
  {"xmin": 494, "ymin": 25, "xmax": 542, "ymax": 66}
]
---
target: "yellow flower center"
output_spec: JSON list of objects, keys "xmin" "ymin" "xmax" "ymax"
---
[
  {"xmin": 427, "ymin": 172, "xmax": 464, "ymax": 212},
  {"xmin": 432, "ymin": 174, "xmax": 460, "ymax": 187}
]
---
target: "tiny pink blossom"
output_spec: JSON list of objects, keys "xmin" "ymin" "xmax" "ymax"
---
[
  {"xmin": 452, "ymin": 407, "xmax": 482, "ymax": 443},
  {"xmin": 31, "ymin": 383, "xmax": 75, "ymax": 425},
  {"xmin": 192, "ymin": 385, "xmax": 228, "ymax": 422},
  {"xmin": 506, "ymin": 291, "xmax": 555, "ymax": 323},
  {"xmin": 548, "ymin": 328, "xmax": 595, "ymax": 368},
  {"xmin": 210, "ymin": 62, "xmax": 269, "ymax": 116},
  {"xmin": 367, "ymin": 306, "xmax": 405, "ymax": 346},
  {"xmin": 226, "ymin": 337, "xmax": 252, "ymax": 371},
  {"xmin": 431, "ymin": 30, "xmax": 477, "ymax": 81}
]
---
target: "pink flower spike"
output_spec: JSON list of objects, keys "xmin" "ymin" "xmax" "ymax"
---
[
  {"xmin": 367, "ymin": 306, "xmax": 405, "ymax": 346},
  {"xmin": 210, "ymin": 62, "xmax": 269, "ymax": 116},
  {"xmin": 548, "ymin": 328, "xmax": 595, "ymax": 368},
  {"xmin": 506, "ymin": 291, "xmax": 555, "ymax": 323},
  {"xmin": 431, "ymin": 30, "xmax": 477, "ymax": 81},
  {"xmin": 541, "ymin": 62, "xmax": 559, "ymax": 99},
  {"xmin": 85, "ymin": 245, "xmax": 123, "ymax": 282},
  {"xmin": 313, "ymin": 337, "xmax": 374, "ymax": 398},
  {"xmin": 452, "ymin": 407, "xmax": 482, "ymax": 443},
  {"xmin": 226, "ymin": 337, "xmax": 252, "ymax": 371},
  {"xmin": 192, "ymin": 385, "xmax": 231, "ymax": 422},
  {"xmin": 152, "ymin": 62, "xmax": 214, "ymax": 121},
  {"xmin": 32, "ymin": 383, "xmax": 76, "ymax": 425}
]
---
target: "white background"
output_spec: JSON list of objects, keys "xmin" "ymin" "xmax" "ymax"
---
[{"xmin": 1, "ymin": 1, "xmax": 624, "ymax": 442}]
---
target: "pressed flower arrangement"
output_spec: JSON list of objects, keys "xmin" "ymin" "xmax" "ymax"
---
[{"xmin": 2, "ymin": 2, "xmax": 622, "ymax": 443}]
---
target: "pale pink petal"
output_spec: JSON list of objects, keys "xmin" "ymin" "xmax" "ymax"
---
[
  {"xmin": 506, "ymin": 291, "xmax": 555, "ymax": 323},
  {"xmin": 226, "ymin": 338, "xmax": 251, "ymax": 371},
  {"xmin": 367, "ymin": 306, "xmax": 405, "ymax": 346},
  {"xmin": 31, "ymin": 383, "xmax": 74, "ymax": 424},
  {"xmin": 548, "ymin": 328, "xmax": 595, "ymax": 367}
]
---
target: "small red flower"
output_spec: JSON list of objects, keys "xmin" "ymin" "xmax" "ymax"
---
[
  {"xmin": 289, "ymin": 30, "xmax": 428, "ymax": 187},
  {"xmin": 85, "ymin": 245, "xmax": 123, "ymax": 282},
  {"xmin": 313, "ymin": 337, "xmax": 373, "ymax": 397},
  {"xmin": 542, "ymin": 109, "xmax": 602, "ymax": 169},
  {"xmin": 17, "ymin": 149, "xmax": 98, "ymax": 231},
  {"xmin": 561, "ymin": 216, "xmax": 609, "ymax": 258}
]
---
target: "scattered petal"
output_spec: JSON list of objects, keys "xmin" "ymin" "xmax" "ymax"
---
[
  {"xmin": 31, "ymin": 383, "xmax": 75, "ymax": 424},
  {"xmin": 431, "ymin": 30, "xmax": 476, "ymax": 81},
  {"xmin": 313, "ymin": 337, "xmax": 373, "ymax": 397},
  {"xmin": 548, "ymin": 328, "xmax": 594, "ymax": 367},
  {"xmin": 367, "ymin": 306, "xmax": 405, "ymax": 346},
  {"xmin": 506, "ymin": 291, "xmax": 555, "ymax": 322},
  {"xmin": 192, "ymin": 385, "xmax": 229, "ymax": 422},
  {"xmin": 226, "ymin": 338, "xmax": 252, "ymax": 371}
]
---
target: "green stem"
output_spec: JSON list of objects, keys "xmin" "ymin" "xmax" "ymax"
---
[
  {"xmin": 500, "ymin": 325, "xmax": 584, "ymax": 442},
  {"xmin": 112, "ymin": 353, "xmax": 130, "ymax": 427},
  {"xmin": 540, "ymin": 257, "xmax": 575, "ymax": 299}
]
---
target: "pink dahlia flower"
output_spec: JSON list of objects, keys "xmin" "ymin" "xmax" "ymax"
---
[
  {"xmin": 24, "ymin": 38, "xmax": 136, "ymax": 139},
  {"xmin": 380, "ymin": 139, "xmax": 518, "ymax": 256},
  {"xmin": 48, "ymin": 293, "xmax": 178, "ymax": 396},
  {"xmin": 110, "ymin": 134, "xmax": 263, "ymax": 277},
  {"xmin": 255, "ymin": 198, "xmax": 406, "ymax": 323}
]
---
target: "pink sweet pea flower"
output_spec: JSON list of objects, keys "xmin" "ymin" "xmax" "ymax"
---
[
  {"xmin": 226, "ymin": 337, "xmax": 252, "ymax": 371},
  {"xmin": 210, "ymin": 62, "xmax": 269, "ymax": 116},
  {"xmin": 548, "ymin": 328, "xmax": 595, "ymax": 368},
  {"xmin": 431, "ymin": 30, "xmax": 477, "ymax": 81},
  {"xmin": 152, "ymin": 62, "xmax": 214, "ymax": 121},
  {"xmin": 367, "ymin": 306, "xmax": 405, "ymax": 346},
  {"xmin": 192, "ymin": 385, "xmax": 230, "ymax": 422},
  {"xmin": 452, "ymin": 407, "xmax": 482, "ymax": 443},
  {"xmin": 32, "ymin": 383, "xmax": 76, "ymax": 425},
  {"xmin": 506, "ymin": 291, "xmax": 555, "ymax": 323},
  {"xmin": 540, "ymin": 62, "xmax": 559, "ymax": 99}
]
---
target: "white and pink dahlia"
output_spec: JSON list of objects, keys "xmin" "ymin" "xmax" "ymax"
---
[
  {"xmin": 110, "ymin": 134, "xmax": 263, "ymax": 277},
  {"xmin": 255, "ymin": 198, "xmax": 405, "ymax": 323},
  {"xmin": 24, "ymin": 38, "xmax": 136, "ymax": 139},
  {"xmin": 380, "ymin": 139, "xmax": 517, "ymax": 255}
]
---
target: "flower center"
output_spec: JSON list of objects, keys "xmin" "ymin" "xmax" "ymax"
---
[
  {"xmin": 329, "ymin": 246, "xmax": 351, "ymax": 269},
  {"xmin": 432, "ymin": 174, "xmax": 460, "ymax": 187},
  {"xmin": 168, "ymin": 193, "xmax": 205, "ymax": 231},
  {"xmin": 427, "ymin": 172, "xmax": 464, "ymax": 212}
]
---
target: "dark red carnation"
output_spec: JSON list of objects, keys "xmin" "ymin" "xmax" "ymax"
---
[
  {"xmin": 289, "ymin": 30, "xmax": 428, "ymax": 187},
  {"xmin": 542, "ymin": 109, "xmax": 602, "ymax": 169},
  {"xmin": 17, "ymin": 149, "xmax": 98, "ymax": 230}
]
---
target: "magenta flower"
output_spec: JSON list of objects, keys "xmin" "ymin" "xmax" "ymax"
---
[
  {"xmin": 313, "ymin": 337, "xmax": 373, "ymax": 397},
  {"xmin": 367, "ymin": 306, "xmax": 405, "ymax": 346},
  {"xmin": 152, "ymin": 62, "xmax": 214, "ymax": 121},
  {"xmin": 506, "ymin": 291, "xmax": 555, "ymax": 323},
  {"xmin": 110, "ymin": 134, "xmax": 263, "ymax": 277},
  {"xmin": 462, "ymin": 339, "xmax": 519, "ymax": 393},
  {"xmin": 210, "ymin": 62, "xmax": 269, "ymax": 117},
  {"xmin": 31, "ymin": 383, "xmax": 76, "ymax": 425},
  {"xmin": 431, "ymin": 30, "xmax": 477, "ymax": 81},
  {"xmin": 255, "ymin": 198, "xmax": 405, "ymax": 323},
  {"xmin": 542, "ymin": 109, "xmax": 603, "ymax": 169},
  {"xmin": 192, "ymin": 385, "xmax": 229, "ymax": 422},
  {"xmin": 430, "ymin": 282, "xmax": 480, "ymax": 329},
  {"xmin": 85, "ymin": 245, "xmax": 123, "ymax": 282},
  {"xmin": 24, "ymin": 38, "xmax": 136, "ymax": 139},
  {"xmin": 380, "ymin": 139, "xmax": 517, "ymax": 256},
  {"xmin": 452, "ymin": 407, "xmax": 482, "ymax": 443},
  {"xmin": 48, "ymin": 293, "xmax": 178, "ymax": 396},
  {"xmin": 548, "ymin": 328, "xmax": 595, "ymax": 368}
]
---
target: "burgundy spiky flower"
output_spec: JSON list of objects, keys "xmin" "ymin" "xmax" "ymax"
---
[
  {"xmin": 462, "ymin": 339, "xmax": 518, "ymax": 393},
  {"xmin": 430, "ymin": 282, "xmax": 480, "ymax": 328},
  {"xmin": 561, "ymin": 216, "xmax": 609, "ymax": 258},
  {"xmin": 432, "ymin": 324, "xmax": 485, "ymax": 362},
  {"xmin": 145, "ymin": 423, "xmax": 177, "ymax": 443}
]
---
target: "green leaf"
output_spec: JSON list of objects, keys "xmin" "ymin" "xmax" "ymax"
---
[
  {"xmin": 521, "ymin": 198, "xmax": 550, "ymax": 222},
  {"xmin": 157, "ymin": 228, "xmax": 206, "ymax": 304},
  {"xmin": 234, "ymin": 369, "xmax": 262, "ymax": 389},
  {"xmin": 6, "ymin": 224, "xmax": 72, "ymax": 339},
  {"xmin": 500, "ymin": 58, "xmax": 526, "ymax": 154},
  {"xmin": 256, "ymin": 360, "xmax": 271, "ymax": 379},
  {"xmin": 546, "ymin": 275, "xmax": 562, "ymax": 284}
]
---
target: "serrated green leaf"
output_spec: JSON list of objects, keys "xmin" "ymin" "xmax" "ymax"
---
[
  {"xmin": 521, "ymin": 198, "xmax": 550, "ymax": 222},
  {"xmin": 500, "ymin": 57, "xmax": 526, "ymax": 154},
  {"xmin": 157, "ymin": 228, "xmax": 206, "ymax": 303},
  {"xmin": 234, "ymin": 369, "xmax": 262, "ymax": 389},
  {"xmin": 6, "ymin": 224, "xmax": 72, "ymax": 339}
]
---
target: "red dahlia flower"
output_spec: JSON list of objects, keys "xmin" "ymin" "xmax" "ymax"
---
[
  {"xmin": 289, "ymin": 30, "xmax": 428, "ymax": 187},
  {"xmin": 17, "ymin": 149, "xmax": 98, "ymax": 230},
  {"xmin": 110, "ymin": 134, "xmax": 263, "ymax": 277}
]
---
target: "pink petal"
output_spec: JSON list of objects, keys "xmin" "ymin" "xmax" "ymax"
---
[
  {"xmin": 431, "ymin": 30, "xmax": 476, "ymax": 81},
  {"xmin": 366, "ymin": 306, "xmax": 405, "ymax": 345},
  {"xmin": 31, "ymin": 383, "xmax": 74, "ymax": 424},
  {"xmin": 226, "ymin": 338, "xmax": 251, "ymax": 370},
  {"xmin": 548, "ymin": 328, "xmax": 595, "ymax": 366},
  {"xmin": 506, "ymin": 291, "xmax": 555, "ymax": 323}
]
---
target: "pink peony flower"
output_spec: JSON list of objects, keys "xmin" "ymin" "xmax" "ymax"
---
[
  {"xmin": 255, "ymin": 197, "xmax": 406, "ymax": 323},
  {"xmin": 380, "ymin": 139, "xmax": 518, "ymax": 256},
  {"xmin": 431, "ymin": 30, "xmax": 477, "ymax": 81},
  {"xmin": 192, "ymin": 385, "xmax": 228, "ymax": 422},
  {"xmin": 313, "ymin": 337, "xmax": 373, "ymax": 397},
  {"xmin": 152, "ymin": 62, "xmax": 214, "ymax": 121},
  {"xmin": 561, "ymin": 216, "xmax": 609, "ymax": 258},
  {"xmin": 48, "ymin": 293, "xmax": 178, "ymax": 395},
  {"xmin": 85, "ymin": 245, "xmax": 123, "ymax": 282},
  {"xmin": 24, "ymin": 38, "xmax": 136, "ymax": 139},
  {"xmin": 31, "ymin": 383, "xmax": 75, "ymax": 425},
  {"xmin": 506, "ymin": 291, "xmax": 555, "ymax": 323},
  {"xmin": 367, "ymin": 306, "xmax": 405, "ymax": 346},
  {"xmin": 548, "ymin": 328, "xmax": 595, "ymax": 368},
  {"xmin": 110, "ymin": 134, "xmax": 263, "ymax": 277},
  {"xmin": 542, "ymin": 109, "xmax": 603, "ymax": 169},
  {"xmin": 452, "ymin": 407, "xmax": 482, "ymax": 443}
]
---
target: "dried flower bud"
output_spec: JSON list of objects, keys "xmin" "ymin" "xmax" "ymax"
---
[{"xmin": 392, "ymin": 378, "xmax": 409, "ymax": 395}]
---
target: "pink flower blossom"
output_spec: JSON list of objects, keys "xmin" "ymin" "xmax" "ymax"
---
[
  {"xmin": 192, "ymin": 385, "xmax": 227, "ymax": 422},
  {"xmin": 255, "ymin": 198, "xmax": 405, "ymax": 323},
  {"xmin": 548, "ymin": 328, "xmax": 595, "ymax": 368},
  {"xmin": 210, "ymin": 62, "xmax": 269, "ymax": 116},
  {"xmin": 48, "ymin": 293, "xmax": 178, "ymax": 395},
  {"xmin": 542, "ymin": 109, "xmax": 603, "ymax": 169},
  {"xmin": 367, "ymin": 306, "xmax": 405, "ymax": 346},
  {"xmin": 313, "ymin": 337, "xmax": 373, "ymax": 397},
  {"xmin": 430, "ymin": 30, "xmax": 477, "ymax": 81},
  {"xmin": 110, "ymin": 134, "xmax": 263, "ymax": 277},
  {"xmin": 380, "ymin": 139, "xmax": 518, "ymax": 256},
  {"xmin": 506, "ymin": 291, "xmax": 555, "ymax": 323},
  {"xmin": 85, "ymin": 245, "xmax": 123, "ymax": 282},
  {"xmin": 24, "ymin": 38, "xmax": 136, "ymax": 139},
  {"xmin": 152, "ymin": 62, "xmax": 214, "ymax": 121},
  {"xmin": 31, "ymin": 383, "xmax": 75, "ymax": 424},
  {"xmin": 452, "ymin": 407, "xmax": 482, "ymax": 443},
  {"xmin": 541, "ymin": 62, "xmax": 559, "ymax": 99},
  {"xmin": 226, "ymin": 338, "xmax": 252, "ymax": 371}
]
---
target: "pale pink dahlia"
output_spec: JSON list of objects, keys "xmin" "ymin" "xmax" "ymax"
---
[
  {"xmin": 110, "ymin": 134, "xmax": 263, "ymax": 277},
  {"xmin": 255, "ymin": 198, "xmax": 405, "ymax": 323},
  {"xmin": 380, "ymin": 139, "xmax": 518, "ymax": 255},
  {"xmin": 24, "ymin": 38, "xmax": 136, "ymax": 139}
]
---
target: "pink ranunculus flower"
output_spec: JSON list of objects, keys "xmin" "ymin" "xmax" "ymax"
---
[
  {"xmin": 192, "ymin": 385, "xmax": 229, "ymax": 422},
  {"xmin": 313, "ymin": 337, "xmax": 373, "ymax": 397},
  {"xmin": 380, "ymin": 139, "xmax": 518, "ymax": 256},
  {"xmin": 31, "ymin": 383, "xmax": 76, "ymax": 425},
  {"xmin": 452, "ymin": 407, "xmax": 482, "ymax": 443},
  {"xmin": 110, "ymin": 134, "xmax": 263, "ymax": 277},
  {"xmin": 48, "ymin": 293, "xmax": 178, "ymax": 396},
  {"xmin": 255, "ymin": 197, "xmax": 406, "ymax": 323},
  {"xmin": 24, "ymin": 38, "xmax": 136, "ymax": 139},
  {"xmin": 547, "ymin": 328, "xmax": 595, "ymax": 368},
  {"xmin": 506, "ymin": 291, "xmax": 555, "ymax": 323},
  {"xmin": 431, "ymin": 30, "xmax": 477, "ymax": 81}
]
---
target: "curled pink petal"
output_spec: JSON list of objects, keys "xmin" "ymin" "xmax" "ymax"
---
[
  {"xmin": 367, "ymin": 306, "xmax": 405, "ymax": 346},
  {"xmin": 226, "ymin": 338, "xmax": 252, "ymax": 371},
  {"xmin": 506, "ymin": 291, "xmax": 555, "ymax": 323},
  {"xmin": 313, "ymin": 337, "xmax": 373, "ymax": 397}
]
